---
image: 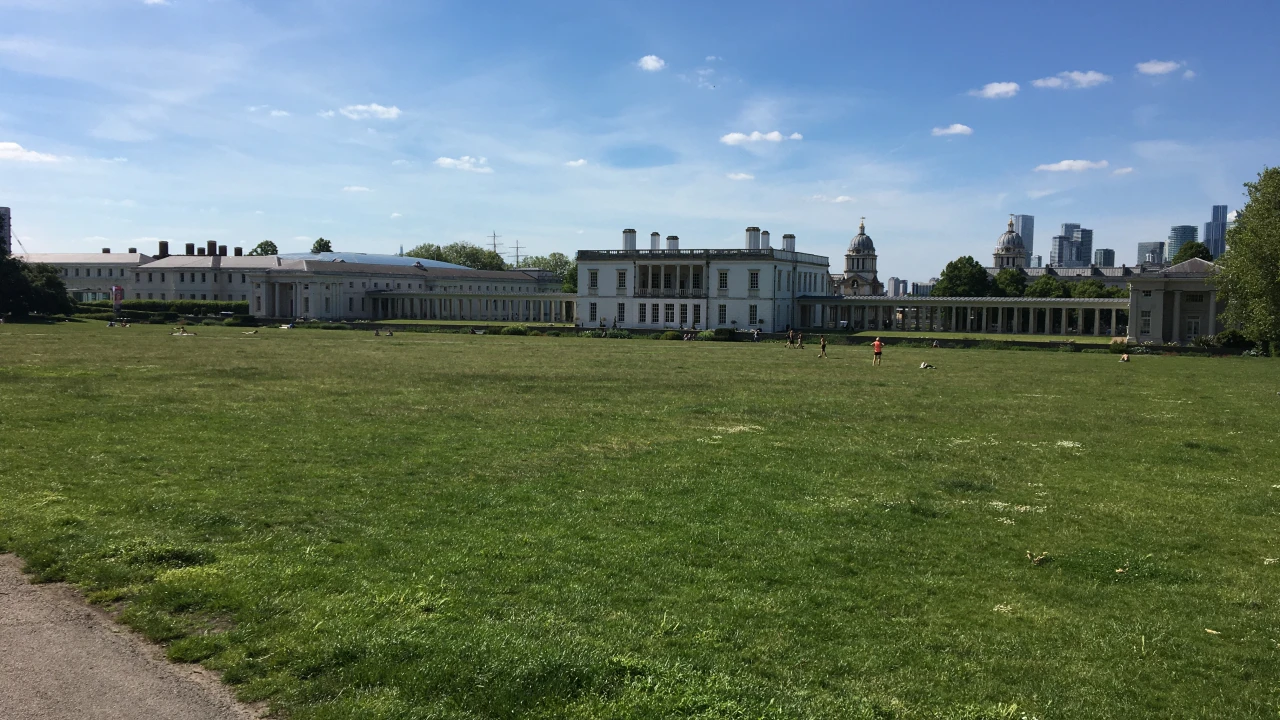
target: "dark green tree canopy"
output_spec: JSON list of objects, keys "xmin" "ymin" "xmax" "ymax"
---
[
  {"xmin": 247, "ymin": 240, "xmax": 278, "ymax": 256},
  {"xmin": 1024, "ymin": 274, "xmax": 1069, "ymax": 298},
  {"xmin": 1170, "ymin": 240, "xmax": 1213, "ymax": 265},
  {"xmin": 310, "ymin": 238, "xmax": 333, "ymax": 254},
  {"xmin": 1215, "ymin": 166, "xmax": 1280, "ymax": 347},
  {"xmin": 0, "ymin": 256, "xmax": 74, "ymax": 317},
  {"xmin": 405, "ymin": 242, "xmax": 506, "ymax": 271},
  {"xmin": 517, "ymin": 252, "xmax": 576, "ymax": 292},
  {"xmin": 992, "ymin": 268, "xmax": 1027, "ymax": 297},
  {"xmin": 931, "ymin": 256, "xmax": 992, "ymax": 297}
]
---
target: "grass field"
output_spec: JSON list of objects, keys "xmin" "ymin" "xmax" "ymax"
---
[
  {"xmin": 847, "ymin": 330, "xmax": 1114, "ymax": 345},
  {"xmin": 1, "ymin": 322, "xmax": 1277, "ymax": 719}
]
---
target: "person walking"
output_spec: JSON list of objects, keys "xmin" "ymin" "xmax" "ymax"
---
[
  {"xmin": 796, "ymin": 332, "xmax": 805, "ymax": 350},
  {"xmin": 786, "ymin": 329, "xmax": 795, "ymax": 348},
  {"xmin": 872, "ymin": 337, "xmax": 883, "ymax": 366},
  {"xmin": 817, "ymin": 334, "xmax": 828, "ymax": 358}
]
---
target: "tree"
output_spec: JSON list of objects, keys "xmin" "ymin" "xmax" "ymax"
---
[
  {"xmin": 405, "ymin": 242, "xmax": 506, "ymax": 271},
  {"xmin": 1215, "ymin": 166, "xmax": 1280, "ymax": 350},
  {"xmin": 1068, "ymin": 278, "xmax": 1109, "ymax": 298},
  {"xmin": 311, "ymin": 238, "xmax": 333, "ymax": 254},
  {"xmin": 247, "ymin": 240, "xmax": 278, "ymax": 256},
  {"xmin": 993, "ymin": 268, "xmax": 1027, "ymax": 297},
  {"xmin": 0, "ymin": 255, "xmax": 74, "ymax": 318},
  {"xmin": 1024, "ymin": 274, "xmax": 1069, "ymax": 298},
  {"xmin": 1170, "ymin": 240, "xmax": 1213, "ymax": 264},
  {"xmin": 931, "ymin": 256, "xmax": 992, "ymax": 297},
  {"xmin": 518, "ymin": 252, "xmax": 573, "ymax": 277}
]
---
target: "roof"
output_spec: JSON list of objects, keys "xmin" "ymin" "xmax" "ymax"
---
[
  {"xmin": 295, "ymin": 260, "xmax": 547, "ymax": 282},
  {"xmin": 278, "ymin": 252, "xmax": 468, "ymax": 270},
  {"xmin": 1159, "ymin": 257, "xmax": 1217, "ymax": 276},
  {"xmin": 17, "ymin": 253, "xmax": 152, "ymax": 264},
  {"xmin": 140, "ymin": 255, "xmax": 307, "ymax": 270}
]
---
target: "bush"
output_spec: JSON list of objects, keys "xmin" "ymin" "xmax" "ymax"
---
[
  {"xmin": 604, "ymin": 329, "xmax": 631, "ymax": 339},
  {"xmin": 546, "ymin": 331, "xmax": 561, "ymax": 337},
  {"xmin": 222, "ymin": 314, "xmax": 257, "ymax": 327},
  {"xmin": 1109, "ymin": 340, "xmax": 1131, "ymax": 354},
  {"xmin": 579, "ymin": 330, "xmax": 606, "ymax": 338},
  {"xmin": 500, "ymin": 324, "xmax": 528, "ymax": 336},
  {"xmin": 661, "ymin": 331, "xmax": 682, "ymax": 341},
  {"xmin": 84, "ymin": 299, "xmax": 249, "ymax": 315},
  {"xmin": 1058, "ymin": 342, "xmax": 1082, "ymax": 352},
  {"xmin": 73, "ymin": 312, "xmax": 117, "ymax": 322},
  {"xmin": 529, "ymin": 330, "xmax": 546, "ymax": 336},
  {"xmin": 147, "ymin": 316, "xmax": 167, "ymax": 324},
  {"xmin": 696, "ymin": 330, "xmax": 716, "ymax": 341},
  {"xmin": 1214, "ymin": 329, "xmax": 1249, "ymax": 349},
  {"xmin": 201, "ymin": 318, "xmax": 223, "ymax": 326},
  {"xmin": 648, "ymin": 332, "xmax": 664, "ymax": 340},
  {"xmin": 711, "ymin": 327, "xmax": 736, "ymax": 342},
  {"xmin": 320, "ymin": 323, "xmax": 348, "ymax": 330}
]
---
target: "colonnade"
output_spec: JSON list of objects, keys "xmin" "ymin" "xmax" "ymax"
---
[
  {"xmin": 800, "ymin": 300, "xmax": 1129, "ymax": 337},
  {"xmin": 371, "ymin": 294, "xmax": 575, "ymax": 324},
  {"xmin": 635, "ymin": 263, "xmax": 706, "ymax": 296}
]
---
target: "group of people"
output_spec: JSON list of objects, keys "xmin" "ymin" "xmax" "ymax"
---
[{"xmin": 783, "ymin": 329, "xmax": 884, "ymax": 364}]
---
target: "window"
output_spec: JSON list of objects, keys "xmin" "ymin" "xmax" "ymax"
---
[
  {"xmin": 692, "ymin": 305, "xmax": 701, "ymax": 326},
  {"xmin": 303, "ymin": 297, "xmax": 310, "ymax": 313},
  {"xmin": 664, "ymin": 304, "xmax": 675, "ymax": 323},
  {"xmin": 718, "ymin": 304, "xmax": 727, "ymax": 325},
  {"xmin": 362, "ymin": 282, "xmax": 366, "ymax": 288},
  {"xmin": 135, "ymin": 273, "xmax": 141, "ymax": 282},
  {"xmin": 135, "ymin": 293, "xmax": 141, "ymax": 299},
  {"xmin": 148, "ymin": 273, "xmax": 153, "ymax": 282},
  {"xmin": 638, "ymin": 304, "xmax": 647, "ymax": 323},
  {"xmin": 589, "ymin": 270, "xmax": 599, "ymax": 289},
  {"xmin": 349, "ymin": 282, "xmax": 354, "ymax": 288},
  {"xmin": 324, "ymin": 297, "xmax": 330, "ymax": 313},
  {"xmin": 749, "ymin": 305, "xmax": 758, "ymax": 324},
  {"xmin": 241, "ymin": 274, "xmax": 246, "ymax": 283},
  {"xmin": 617, "ymin": 303, "xmax": 626, "ymax": 323},
  {"xmin": 241, "ymin": 295, "xmax": 246, "ymax": 301},
  {"xmin": 1187, "ymin": 293, "xmax": 1204, "ymax": 303},
  {"xmin": 201, "ymin": 294, "xmax": 207, "ymax": 300},
  {"xmin": 349, "ymin": 298, "xmax": 354, "ymax": 312},
  {"xmin": 749, "ymin": 271, "xmax": 759, "ymax": 290},
  {"xmin": 160, "ymin": 273, "xmax": 165, "ymax": 282},
  {"xmin": 256, "ymin": 297, "xmax": 262, "ymax": 312},
  {"xmin": 97, "ymin": 268, "xmax": 102, "ymax": 277},
  {"xmin": 147, "ymin": 293, "xmax": 153, "ymax": 299},
  {"xmin": 692, "ymin": 272, "xmax": 702, "ymax": 290},
  {"xmin": 617, "ymin": 270, "xmax": 627, "ymax": 289},
  {"xmin": 75, "ymin": 268, "xmax": 80, "ymax": 277},
  {"xmin": 651, "ymin": 304, "xmax": 659, "ymax": 323},
  {"xmin": 1140, "ymin": 310, "xmax": 1152, "ymax": 334},
  {"xmin": 201, "ymin": 273, "xmax": 207, "ymax": 283},
  {"xmin": 589, "ymin": 302, "xmax": 598, "ymax": 322},
  {"xmin": 1142, "ymin": 290, "xmax": 1152, "ymax": 297},
  {"xmin": 679, "ymin": 304, "xmax": 688, "ymax": 326},
  {"xmin": 160, "ymin": 294, "xmax": 166, "ymax": 300},
  {"xmin": 718, "ymin": 271, "xmax": 728, "ymax": 290},
  {"xmin": 180, "ymin": 273, "xmax": 185, "ymax": 282}
]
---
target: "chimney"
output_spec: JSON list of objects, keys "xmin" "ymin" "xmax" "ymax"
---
[
  {"xmin": 622, "ymin": 229, "xmax": 637, "ymax": 251},
  {"xmin": 127, "ymin": 247, "xmax": 137, "ymax": 254},
  {"xmin": 666, "ymin": 235, "xmax": 679, "ymax": 250},
  {"xmin": 206, "ymin": 240, "xmax": 217, "ymax": 256},
  {"xmin": 157, "ymin": 241, "xmax": 169, "ymax": 258},
  {"xmin": 218, "ymin": 245, "xmax": 228, "ymax": 256},
  {"xmin": 101, "ymin": 248, "xmax": 111, "ymax": 254},
  {"xmin": 650, "ymin": 232, "xmax": 660, "ymax": 250},
  {"xmin": 234, "ymin": 246, "xmax": 243, "ymax": 256},
  {"xmin": 185, "ymin": 243, "xmax": 195, "ymax": 256},
  {"xmin": 761, "ymin": 230, "xmax": 771, "ymax": 249},
  {"xmin": 783, "ymin": 234, "xmax": 796, "ymax": 252},
  {"xmin": 197, "ymin": 247, "xmax": 206, "ymax": 256},
  {"xmin": 745, "ymin": 226, "xmax": 761, "ymax": 250}
]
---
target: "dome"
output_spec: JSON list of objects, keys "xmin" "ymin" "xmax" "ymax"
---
[
  {"xmin": 848, "ymin": 218, "xmax": 875, "ymax": 254},
  {"xmin": 996, "ymin": 216, "xmax": 1023, "ymax": 252}
]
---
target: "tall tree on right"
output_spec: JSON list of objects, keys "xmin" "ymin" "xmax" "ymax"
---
[{"xmin": 1215, "ymin": 167, "xmax": 1280, "ymax": 351}]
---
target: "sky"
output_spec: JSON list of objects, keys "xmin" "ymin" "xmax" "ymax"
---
[{"xmin": 2, "ymin": 0, "xmax": 1278, "ymax": 280}]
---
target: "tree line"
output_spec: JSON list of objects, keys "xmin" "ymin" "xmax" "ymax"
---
[{"xmin": 930, "ymin": 258, "xmax": 1128, "ymax": 299}]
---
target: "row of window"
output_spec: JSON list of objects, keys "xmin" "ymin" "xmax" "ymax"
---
[
  {"xmin": 589, "ymin": 267, "xmax": 827, "ymax": 294},
  {"xmin": 66, "ymin": 267, "xmax": 123, "ymax": 278},
  {"xmin": 1140, "ymin": 289, "xmax": 1207, "ymax": 304},
  {"xmin": 587, "ymin": 302, "xmax": 763, "ymax": 326},
  {"xmin": 132, "ymin": 293, "xmax": 248, "ymax": 301}
]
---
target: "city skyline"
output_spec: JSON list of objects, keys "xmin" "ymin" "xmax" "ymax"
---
[{"xmin": 1, "ymin": 1, "xmax": 1276, "ymax": 280}]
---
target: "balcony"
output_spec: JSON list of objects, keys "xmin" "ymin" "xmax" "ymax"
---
[{"xmin": 634, "ymin": 288, "xmax": 706, "ymax": 298}]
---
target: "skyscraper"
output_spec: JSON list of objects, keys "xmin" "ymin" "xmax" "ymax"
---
[
  {"xmin": 1203, "ymin": 205, "xmax": 1228, "ymax": 258},
  {"xmin": 1093, "ymin": 248, "xmax": 1116, "ymax": 267},
  {"xmin": 1137, "ymin": 241, "xmax": 1166, "ymax": 266},
  {"xmin": 1013, "ymin": 214, "xmax": 1034, "ymax": 265},
  {"xmin": 1072, "ymin": 227, "xmax": 1093, "ymax": 266},
  {"xmin": 1167, "ymin": 225, "xmax": 1198, "ymax": 261},
  {"xmin": 0, "ymin": 207, "xmax": 10, "ymax": 256},
  {"xmin": 1048, "ymin": 235, "xmax": 1072, "ymax": 267}
]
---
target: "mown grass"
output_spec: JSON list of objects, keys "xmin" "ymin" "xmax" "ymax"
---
[{"xmin": 0, "ymin": 322, "xmax": 1276, "ymax": 719}]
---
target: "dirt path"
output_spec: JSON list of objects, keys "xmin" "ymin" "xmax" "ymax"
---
[{"xmin": 0, "ymin": 554, "xmax": 260, "ymax": 720}]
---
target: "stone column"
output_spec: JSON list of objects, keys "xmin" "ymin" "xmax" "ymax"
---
[
  {"xmin": 1172, "ymin": 290, "xmax": 1183, "ymax": 344},
  {"xmin": 1094, "ymin": 307, "xmax": 1102, "ymax": 335},
  {"xmin": 1207, "ymin": 289, "xmax": 1217, "ymax": 335}
]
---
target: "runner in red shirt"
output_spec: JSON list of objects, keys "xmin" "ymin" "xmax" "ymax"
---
[{"xmin": 872, "ymin": 338, "xmax": 883, "ymax": 366}]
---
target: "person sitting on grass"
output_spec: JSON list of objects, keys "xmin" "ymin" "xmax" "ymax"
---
[
  {"xmin": 1120, "ymin": 353, "xmax": 1130, "ymax": 363},
  {"xmin": 374, "ymin": 328, "xmax": 381, "ymax": 336},
  {"xmin": 919, "ymin": 362, "xmax": 936, "ymax": 369}
]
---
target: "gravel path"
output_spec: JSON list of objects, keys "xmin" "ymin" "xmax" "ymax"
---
[{"xmin": 0, "ymin": 554, "xmax": 259, "ymax": 720}]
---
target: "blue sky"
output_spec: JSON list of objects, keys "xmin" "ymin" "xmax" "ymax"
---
[{"xmin": 3, "ymin": 0, "xmax": 1277, "ymax": 279}]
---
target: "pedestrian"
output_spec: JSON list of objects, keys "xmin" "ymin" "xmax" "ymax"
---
[
  {"xmin": 786, "ymin": 329, "xmax": 795, "ymax": 348},
  {"xmin": 817, "ymin": 334, "xmax": 827, "ymax": 358},
  {"xmin": 796, "ymin": 332, "xmax": 804, "ymax": 350},
  {"xmin": 872, "ymin": 337, "xmax": 883, "ymax": 366}
]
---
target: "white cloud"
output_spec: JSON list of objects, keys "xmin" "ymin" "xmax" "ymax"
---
[
  {"xmin": 338, "ymin": 103, "xmax": 401, "ymax": 120},
  {"xmin": 637, "ymin": 55, "xmax": 666, "ymax": 72},
  {"xmin": 83, "ymin": 236, "xmax": 111, "ymax": 243},
  {"xmin": 1136, "ymin": 60, "xmax": 1182, "ymax": 76},
  {"xmin": 391, "ymin": 159, "xmax": 410, "ymax": 166},
  {"xmin": 292, "ymin": 236, "xmax": 311, "ymax": 241},
  {"xmin": 143, "ymin": 0, "xmax": 169, "ymax": 5},
  {"xmin": 0, "ymin": 141, "xmax": 62, "ymax": 162},
  {"xmin": 564, "ymin": 158, "xmax": 587, "ymax": 167},
  {"xmin": 390, "ymin": 213, "xmax": 402, "ymax": 218},
  {"xmin": 706, "ymin": 55, "xmax": 722, "ymax": 62},
  {"xmin": 1034, "ymin": 159, "xmax": 1109, "ymax": 172},
  {"xmin": 726, "ymin": 172, "xmax": 754, "ymax": 180},
  {"xmin": 812, "ymin": 194, "xmax": 854, "ymax": 203},
  {"xmin": 342, "ymin": 185, "xmax": 372, "ymax": 192},
  {"xmin": 1183, "ymin": 69, "xmax": 1196, "ymax": 80},
  {"xmin": 1112, "ymin": 167, "xmax": 1134, "ymax": 175},
  {"xmin": 931, "ymin": 123, "xmax": 973, "ymax": 137},
  {"xmin": 969, "ymin": 82, "xmax": 1019, "ymax": 99},
  {"xmin": 1026, "ymin": 189, "xmax": 1058, "ymax": 199},
  {"xmin": 246, "ymin": 105, "xmax": 267, "ymax": 112},
  {"xmin": 720, "ymin": 130, "xmax": 802, "ymax": 146},
  {"xmin": 434, "ymin": 155, "xmax": 493, "ymax": 173},
  {"xmin": 1032, "ymin": 70, "xmax": 1112, "ymax": 89},
  {"xmin": 317, "ymin": 110, "xmax": 335, "ymax": 118},
  {"xmin": 254, "ymin": 210, "xmax": 265, "ymax": 215},
  {"xmin": 269, "ymin": 109, "xmax": 290, "ymax": 117}
]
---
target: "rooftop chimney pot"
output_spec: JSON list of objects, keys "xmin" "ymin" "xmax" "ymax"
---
[
  {"xmin": 127, "ymin": 247, "xmax": 137, "ymax": 254},
  {"xmin": 101, "ymin": 248, "xmax": 111, "ymax": 254},
  {"xmin": 234, "ymin": 246, "xmax": 243, "ymax": 256},
  {"xmin": 185, "ymin": 243, "xmax": 195, "ymax": 256}
]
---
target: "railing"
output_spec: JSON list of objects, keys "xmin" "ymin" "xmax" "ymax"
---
[{"xmin": 633, "ymin": 289, "xmax": 707, "ymax": 298}]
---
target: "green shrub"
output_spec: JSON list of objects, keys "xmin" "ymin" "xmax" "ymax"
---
[
  {"xmin": 84, "ymin": 299, "xmax": 249, "ymax": 315},
  {"xmin": 604, "ymin": 329, "xmax": 631, "ymax": 339},
  {"xmin": 147, "ymin": 316, "xmax": 167, "ymax": 324},
  {"xmin": 222, "ymin": 314, "xmax": 257, "ymax": 327},
  {"xmin": 661, "ymin": 330, "xmax": 682, "ymax": 341},
  {"xmin": 500, "ymin": 324, "xmax": 529, "ymax": 336},
  {"xmin": 201, "ymin": 318, "xmax": 223, "ymax": 326},
  {"xmin": 1214, "ymin": 329, "xmax": 1248, "ymax": 349},
  {"xmin": 546, "ymin": 330, "xmax": 561, "ymax": 337},
  {"xmin": 529, "ymin": 330, "xmax": 546, "ymax": 336},
  {"xmin": 1109, "ymin": 340, "xmax": 1131, "ymax": 354},
  {"xmin": 696, "ymin": 330, "xmax": 716, "ymax": 341},
  {"xmin": 73, "ymin": 312, "xmax": 117, "ymax": 322},
  {"xmin": 320, "ymin": 323, "xmax": 348, "ymax": 330},
  {"xmin": 1058, "ymin": 342, "xmax": 1082, "ymax": 352},
  {"xmin": 712, "ymin": 327, "xmax": 736, "ymax": 341}
]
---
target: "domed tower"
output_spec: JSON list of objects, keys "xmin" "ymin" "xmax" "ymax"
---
[
  {"xmin": 993, "ymin": 215, "xmax": 1026, "ymax": 269},
  {"xmin": 836, "ymin": 218, "xmax": 883, "ymax": 296}
]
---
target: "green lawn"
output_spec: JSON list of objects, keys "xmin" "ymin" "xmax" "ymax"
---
[
  {"xmin": 370, "ymin": 319, "xmax": 575, "ymax": 327},
  {"xmin": 847, "ymin": 330, "xmax": 1115, "ymax": 344},
  {"xmin": 1, "ymin": 322, "xmax": 1276, "ymax": 719}
]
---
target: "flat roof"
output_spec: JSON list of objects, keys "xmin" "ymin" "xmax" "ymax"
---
[{"xmin": 17, "ymin": 253, "xmax": 151, "ymax": 264}]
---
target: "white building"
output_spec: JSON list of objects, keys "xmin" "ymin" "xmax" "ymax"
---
[
  {"xmin": 18, "ymin": 247, "xmax": 153, "ymax": 301},
  {"xmin": 576, "ymin": 228, "xmax": 831, "ymax": 332}
]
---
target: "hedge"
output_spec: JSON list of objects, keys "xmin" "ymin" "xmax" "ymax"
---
[{"xmin": 80, "ymin": 299, "xmax": 249, "ymax": 315}]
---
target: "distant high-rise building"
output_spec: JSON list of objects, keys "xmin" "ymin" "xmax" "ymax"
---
[
  {"xmin": 887, "ymin": 276, "xmax": 901, "ymax": 296},
  {"xmin": 1048, "ymin": 235, "xmax": 1072, "ymax": 267},
  {"xmin": 1060, "ymin": 223, "xmax": 1081, "ymax": 243},
  {"xmin": 1093, "ymin": 248, "xmax": 1116, "ymax": 267},
  {"xmin": 911, "ymin": 279, "xmax": 937, "ymax": 296},
  {"xmin": 1203, "ymin": 205, "xmax": 1228, "ymax": 258},
  {"xmin": 0, "ymin": 207, "xmax": 10, "ymax": 256},
  {"xmin": 1031, "ymin": 255, "xmax": 1042, "ymax": 268},
  {"xmin": 1013, "ymin": 214, "xmax": 1034, "ymax": 265},
  {"xmin": 1167, "ymin": 225, "xmax": 1198, "ymax": 261},
  {"xmin": 1137, "ymin": 241, "xmax": 1166, "ymax": 266},
  {"xmin": 1046, "ymin": 223, "xmax": 1092, "ymax": 267},
  {"xmin": 1072, "ymin": 227, "xmax": 1093, "ymax": 267}
]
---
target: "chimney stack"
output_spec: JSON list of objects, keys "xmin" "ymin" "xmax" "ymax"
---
[
  {"xmin": 761, "ymin": 230, "xmax": 771, "ymax": 249},
  {"xmin": 127, "ymin": 247, "xmax": 137, "ymax": 254},
  {"xmin": 206, "ymin": 240, "xmax": 217, "ymax": 256},
  {"xmin": 783, "ymin": 234, "xmax": 796, "ymax": 252},
  {"xmin": 218, "ymin": 245, "xmax": 228, "ymax": 256},
  {"xmin": 650, "ymin": 232, "xmax": 661, "ymax": 250},
  {"xmin": 622, "ymin": 229, "xmax": 637, "ymax": 251},
  {"xmin": 157, "ymin": 241, "xmax": 169, "ymax": 258},
  {"xmin": 185, "ymin": 243, "xmax": 196, "ymax": 256},
  {"xmin": 666, "ymin": 235, "xmax": 679, "ymax": 250},
  {"xmin": 745, "ymin": 227, "xmax": 761, "ymax": 250},
  {"xmin": 234, "ymin": 246, "xmax": 243, "ymax": 256},
  {"xmin": 101, "ymin": 248, "xmax": 111, "ymax": 254},
  {"xmin": 197, "ymin": 247, "xmax": 206, "ymax": 256}
]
